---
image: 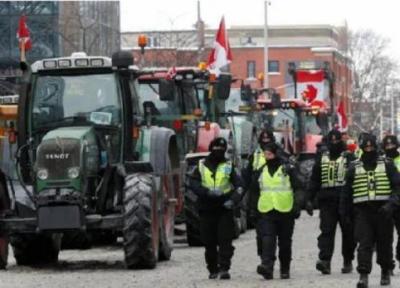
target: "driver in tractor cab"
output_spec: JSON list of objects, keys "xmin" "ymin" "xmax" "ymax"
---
[
  {"xmin": 308, "ymin": 129, "xmax": 357, "ymax": 275},
  {"xmin": 189, "ymin": 137, "xmax": 244, "ymax": 280}
]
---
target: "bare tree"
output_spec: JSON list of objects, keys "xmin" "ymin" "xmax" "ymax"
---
[{"xmin": 346, "ymin": 28, "xmax": 399, "ymax": 133}]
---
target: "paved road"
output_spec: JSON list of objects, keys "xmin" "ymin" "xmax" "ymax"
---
[{"xmin": 1, "ymin": 212, "xmax": 399, "ymax": 288}]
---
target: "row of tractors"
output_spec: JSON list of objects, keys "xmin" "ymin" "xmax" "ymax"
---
[{"xmin": 0, "ymin": 50, "xmax": 334, "ymax": 270}]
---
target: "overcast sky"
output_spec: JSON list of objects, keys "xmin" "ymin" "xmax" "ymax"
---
[{"xmin": 120, "ymin": 0, "xmax": 399, "ymax": 58}]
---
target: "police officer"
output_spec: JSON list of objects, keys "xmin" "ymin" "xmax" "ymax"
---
[
  {"xmin": 382, "ymin": 135, "xmax": 400, "ymax": 268},
  {"xmin": 341, "ymin": 134, "xmax": 400, "ymax": 287},
  {"xmin": 249, "ymin": 142, "xmax": 300, "ymax": 280},
  {"xmin": 308, "ymin": 129, "xmax": 356, "ymax": 275},
  {"xmin": 189, "ymin": 137, "xmax": 243, "ymax": 280}
]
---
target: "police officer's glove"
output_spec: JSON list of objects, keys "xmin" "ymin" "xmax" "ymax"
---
[
  {"xmin": 305, "ymin": 200, "xmax": 314, "ymax": 216},
  {"xmin": 208, "ymin": 188, "xmax": 223, "ymax": 198},
  {"xmin": 379, "ymin": 203, "xmax": 395, "ymax": 219},
  {"xmin": 223, "ymin": 199, "xmax": 235, "ymax": 210}
]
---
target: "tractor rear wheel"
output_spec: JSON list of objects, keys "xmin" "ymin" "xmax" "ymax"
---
[
  {"xmin": 184, "ymin": 187, "xmax": 202, "ymax": 246},
  {"xmin": 11, "ymin": 234, "xmax": 61, "ymax": 266},
  {"xmin": 123, "ymin": 173, "xmax": 159, "ymax": 269},
  {"xmin": 0, "ymin": 183, "xmax": 10, "ymax": 269}
]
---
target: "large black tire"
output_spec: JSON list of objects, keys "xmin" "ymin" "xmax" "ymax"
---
[
  {"xmin": 184, "ymin": 187, "xmax": 203, "ymax": 246},
  {"xmin": 11, "ymin": 234, "xmax": 61, "ymax": 266},
  {"xmin": 0, "ymin": 182, "xmax": 9, "ymax": 269},
  {"xmin": 123, "ymin": 173, "xmax": 159, "ymax": 269}
]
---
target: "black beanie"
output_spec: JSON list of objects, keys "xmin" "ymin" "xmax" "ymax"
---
[
  {"xmin": 327, "ymin": 129, "xmax": 342, "ymax": 143},
  {"xmin": 262, "ymin": 142, "xmax": 278, "ymax": 154},
  {"xmin": 208, "ymin": 137, "xmax": 227, "ymax": 151},
  {"xmin": 383, "ymin": 135, "xmax": 399, "ymax": 148},
  {"xmin": 359, "ymin": 134, "xmax": 377, "ymax": 150}
]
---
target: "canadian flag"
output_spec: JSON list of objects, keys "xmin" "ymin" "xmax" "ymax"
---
[
  {"xmin": 296, "ymin": 70, "xmax": 327, "ymax": 108},
  {"xmin": 207, "ymin": 17, "xmax": 233, "ymax": 75},
  {"xmin": 337, "ymin": 100, "xmax": 348, "ymax": 132},
  {"xmin": 17, "ymin": 15, "xmax": 32, "ymax": 51}
]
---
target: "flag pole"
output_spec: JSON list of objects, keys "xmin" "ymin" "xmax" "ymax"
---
[
  {"xmin": 20, "ymin": 39, "xmax": 26, "ymax": 63},
  {"xmin": 263, "ymin": 1, "xmax": 269, "ymax": 89}
]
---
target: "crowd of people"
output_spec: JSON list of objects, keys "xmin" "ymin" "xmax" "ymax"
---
[{"xmin": 188, "ymin": 128, "xmax": 400, "ymax": 288}]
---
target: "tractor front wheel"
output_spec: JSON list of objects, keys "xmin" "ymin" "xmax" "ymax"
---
[{"xmin": 123, "ymin": 173, "xmax": 159, "ymax": 269}]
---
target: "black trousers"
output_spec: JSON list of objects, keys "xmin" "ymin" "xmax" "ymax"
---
[
  {"xmin": 256, "ymin": 210, "xmax": 295, "ymax": 270},
  {"xmin": 318, "ymin": 199, "xmax": 356, "ymax": 262},
  {"xmin": 354, "ymin": 206, "xmax": 394, "ymax": 274},
  {"xmin": 393, "ymin": 210, "xmax": 400, "ymax": 261},
  {"xmin": 199, "ymin": 209, "xmax": 235, "ymax": 273}
]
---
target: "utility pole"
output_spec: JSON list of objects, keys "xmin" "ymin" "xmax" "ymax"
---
[
  {"xmin": 390, "ymin": 85, "xmax": 395, "ymax": 134},
  {"xmin": 196, "ymin": 0, "xmax": 205, "ymax": 63},
  {"xmin": 263, "ymin": 1, "xmax": 270, "ymax": 89}
]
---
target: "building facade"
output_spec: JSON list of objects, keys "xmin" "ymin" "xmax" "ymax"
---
[{"xmin": 0, "ymin": 1, "xmax": 120, "ymax": 95}]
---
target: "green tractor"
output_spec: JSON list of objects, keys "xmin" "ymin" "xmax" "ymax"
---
[{"xmin": 0, "ymin": 51, "xmax": 181, "ymax": 269}]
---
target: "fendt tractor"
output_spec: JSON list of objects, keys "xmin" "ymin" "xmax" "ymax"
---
[{"xmin": 0, "ymin": 51, "xmax": 182, "ymax": 269}]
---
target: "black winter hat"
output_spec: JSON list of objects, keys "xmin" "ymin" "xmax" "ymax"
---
[
  {"xmin": 327, "ymin": 129, "xmax": 342, "ymax": 143},
  {"xmin": 262, "ymin": 142, "xmax": 279, "ymax": 154},
  {"xmin": 383, "ymin": 135, "xmax": 399, "ymax": 148},
  {"xmin": 359, "ymin": 133, "xmax": 377, "ymax": 150},
  {"xmin": 208, "ymin": 137, "xmax": 227, "ymax": 151}
]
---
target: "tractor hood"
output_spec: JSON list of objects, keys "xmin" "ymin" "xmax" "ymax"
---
[{"xmin": 36, "ymin": 126, "xmax": 99, "ymax": 183}]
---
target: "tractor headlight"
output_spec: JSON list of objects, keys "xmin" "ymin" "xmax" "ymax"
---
[
  {"xmin": 37, "ymin": 168, "xmax": 49, "ymax": 180},
  {"xmin": 68, "ymin": 167, "xmax": 80, "ymax": 179}
]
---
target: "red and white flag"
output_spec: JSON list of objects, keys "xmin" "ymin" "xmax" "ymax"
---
[
  {"xmin": 296, "ymin": 70, "xmax": 327, "ymax": 108},
  {"xmin": 337, "ymin": 100, "xmax": 348, "ymax": 132},
  {"xmin": 17, "ymin": 15, "xmax": 32, "ymax": 51},
  {"xmin": 207, "ymin": 16, "xmax": 233, "ymax": 75}
]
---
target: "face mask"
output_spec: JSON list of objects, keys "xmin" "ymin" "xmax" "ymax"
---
[
  {"xmin": 362, "ymin": 150, "xmax": 378, "ymax": 163},
  {"xmin": 385, "ymin": 148, "xmax": 398, "ymax": 159},
  {"xmin": 328, "ymin": 142, "xmax": 343, "ymax": 155},
  {"xmin": 209, "ymin": 150, "xmax": 225, "ymax": 163}
]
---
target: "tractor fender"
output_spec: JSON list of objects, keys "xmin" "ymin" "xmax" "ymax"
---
[
  {"xmin": 149, "ymin": 127, "xmax": 180, "ymax": 176},
  {"xmin": 196, "ymin": 122, "xmax": 220, "ymax": 153}
]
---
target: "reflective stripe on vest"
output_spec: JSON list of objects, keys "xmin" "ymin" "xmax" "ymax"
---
[
  {"xmin": 257, "ymin": 165, "xmax": 293, "ymax": 213},
  {"xmin": 352, "ymin": 160, "xmax": 391, "ymax": 203},
  {"xmin": 252, "ymin": 148, "xmax": 266, "ymax": 170},
  {"xmin": 320, "ymin": 152, "xmax": 347, "ymax": 188},
  {"xmin": 199, "ymin": 159, "xmax": 233, "ymax": 193}
]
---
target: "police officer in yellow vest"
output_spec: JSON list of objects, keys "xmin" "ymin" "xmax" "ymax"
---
[
  {"xmin": 308, "ymin": 129, "xmax": 356, "ymax": 275},
  {"xmin": 249, "ymin": 142, "xmax": 300, "ymax": 280},
  {"xmin": 189, "ymin": 137, "xmax": 243, "ymax": 280},
  {"xmin": 382, "ymin": 135, "xmax": 400, "ymax": 269},
  {"xmin": 341, "ymin": 134, "xmax": 400, "ymax": 288}
]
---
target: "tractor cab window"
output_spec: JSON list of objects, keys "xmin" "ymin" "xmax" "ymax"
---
[
  {"xmin": 138, "ymin": 83, "xmax": 179, "ymax": 117},
  {"xmin": 31, "ymin": 73, "xmax": 123, "ymax": 163},
  {"xmin": 32, "ymin": 74, "xmax": 122, "ymax": 129}
]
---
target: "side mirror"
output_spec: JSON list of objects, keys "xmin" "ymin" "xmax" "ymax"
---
[
  {"xmin": 240, "ymin": 84, "xmax": 252, "ymax": 101},
  {"xmin": 159, "ymin": 79, "xmax": 176, "ymax": 101},
  {"xmin": 216, "ymin": 74, "xmax": 232, "ymax": 100},
  {"xmin": 271, "ymin": 92, "xmax": 281, "ymax": 109}
]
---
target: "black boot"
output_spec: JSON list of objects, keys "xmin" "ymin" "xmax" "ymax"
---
[
  {"xmin": 219, "ymin": 270, "xmax": 231, "ymax": 280},
  {"xmin": 316, "ymin": 259, "xmax": 331, "ymax": 275},
  {"xmin": 341, "ymin": 259, "xmax": 353, "ymax": 274},
  {"xmin": 356, "ymin": 274, "xmax": 368, "ymax": 288},
  {"xmin": 257, "ymin": 264, "xmax": 273, "ymax": 279},
  {"xmin": 280, "ymin": 263, "xmax": 290, "ymax": 279},
  {"xmin": 380, "ymin": 270, "xmax": 390, "ymax": 286},
  {"xmin": 208, "ymin": 272, "xmax": 218, "ymax": 279}
]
